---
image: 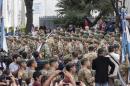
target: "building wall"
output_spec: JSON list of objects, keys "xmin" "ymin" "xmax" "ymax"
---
[
  {"xmin": 33, "ymin": 0, "xmax": 58, "ymax": 26},
  {"xmin": 3, "ymin": 0, "xmax": 58, "ymax": 27}
]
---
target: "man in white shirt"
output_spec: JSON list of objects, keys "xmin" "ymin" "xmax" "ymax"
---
[
  {"xmin": 9, "ymin": 54, "xmax": 19, "ymax": 73},
  {"xmin": 106, "ymin": 45, "xmax": 120, "ymax": 86},
  {"xmin": 108, "ymin": 45, "xmax": 120, "ymax": 63}
]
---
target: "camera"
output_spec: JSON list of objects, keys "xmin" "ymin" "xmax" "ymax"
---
[
  {"xmin": 76, "ymin": 81, "xmax": 81, "ymax": 85},
  {"xmin": 59, "ymin": 71, "xmax": 64, "ymax": 75},
  {"xmin": 59, "ymin": 71, "xmax": 64, "ymax": 80},
  {"xmin": 5, "ymin": 76, "xmax": 11, "ymax": 80}
]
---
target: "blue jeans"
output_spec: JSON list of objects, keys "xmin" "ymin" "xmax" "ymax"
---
[{"xmin": 96, "ymin": 82, "xmax": 109, "ymax": 86}]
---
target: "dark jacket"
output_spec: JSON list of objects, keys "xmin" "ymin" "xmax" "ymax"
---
[{"xmin": 92, "ymin": 56, "xmax": 115, "ymax": 83}]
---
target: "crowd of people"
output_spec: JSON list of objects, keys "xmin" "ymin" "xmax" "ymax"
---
[{"xmin": 0, "ymin": 25, "xmax": 128, "ymax": 86}]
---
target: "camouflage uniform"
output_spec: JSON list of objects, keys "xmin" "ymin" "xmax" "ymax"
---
[
  {"xmin": 78, "ymin": 68, "xmax": 94, "ymax": 86},
  {"xmin": 83, "ymin": 52, "xmax": 97, "ymax": 67},
  {"xmin": 66, "ymin": 42, "xmax": 75, "ymax": 54},
  {"xmin": 42, "ymin": 43, "xmax": 52, "ymax": 59},
  {"xmin": 58, "ymin": 40, "xmax": 64, "ymax": 55}
]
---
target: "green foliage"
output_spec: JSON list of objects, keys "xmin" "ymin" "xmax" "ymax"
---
[
  {"xmin": 21, "ymin": 27, "xmax": 26, "ymax": 33},
  {"xmin": 56, "ymin": 0, "xmax": 114, "ymax": 27}
]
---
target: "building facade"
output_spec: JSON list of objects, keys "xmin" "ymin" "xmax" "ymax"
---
[
  {"xmin": 33, "ymin": 0, "xmax": 58, "ymax": 26},
  {"xmin": 3, "ymin": 0, "xmax": 58, "ymax": 28}
]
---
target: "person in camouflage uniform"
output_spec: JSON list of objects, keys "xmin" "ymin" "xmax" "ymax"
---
[
  {"xmin": 78, "ymin": 58, "xmax": 95, "ymax": 86},
  {"xmin": 83, "ymin": 45, "xmax": 97, "ymax": 68},
  {"xmin": 58, "ymin": 38, "xmax": 64, "ymax": 55}
]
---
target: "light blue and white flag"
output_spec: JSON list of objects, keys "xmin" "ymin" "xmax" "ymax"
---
[
  {"xmin": 121, "ymin": 20, "xmax": 130, "ymax": 62},
  {"xmin": 0, "ymin": 0, "xmax": 8, "ymax": 52},
  {"xmin": 0, "ymin": 18, "xmax": 8, "ymax": 52},
  {"xmin": 0, "ymin": 0, "xmax": 3, "ymax": 17},
  {"xmin": 121, "ymin": 20, "xmax": 127, "ymax": 63},
  {"xmin": 125, "ymin": 26, "xmax": 130, "ymax": 57}
]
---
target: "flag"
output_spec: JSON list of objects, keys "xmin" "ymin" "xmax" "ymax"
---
[
  {"xmin": 126, "ymin": 26, "xmax": 130, "ymax": 56},
  {"xmin": 0, "ymin": 18, "xmax": 8, "ymax": 52},
  {"xmin": 0, "ymin": 0, "xmax": 8, "ymax": 52},
  {"xmin": 0, "ymin": 0, "xmax": 3, "ymax": 17},
  {"xmin": 121, "ymin": 21, "xmax": 130, "ymax": 62},
  {"xmin": 120, "ymin": 8, "xmax": 130, "ymax": 85},
  {"xmin": 121, "ymin": 19, "xmax": 127, "ymax": 63}
]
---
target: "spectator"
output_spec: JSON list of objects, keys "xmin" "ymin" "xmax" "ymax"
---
[
  {"xmin": 92, "ymin": 48, "xmax": 115, "ymax": 86},
  {"xmin": 83, "ymin": 46, "xmax": 97, "ymax": 67},
  {"xmin": 62, "ymin": 62, "xmax": 76, "ymax": 86},
  {"xmin": 114, "ymin": 44, "xmax": 120, "ymax": 54},
  {"xmin": 26, "ymin": 59, "xmax": 37, "ymax": 78},
  {"xmin": 9, "ymin": 54, "xmax": 20, "ymax": 74},
  {"xmin": 17, "ymin": 60, "xmax": 27, "ymax": 85},
  {"xmin": 108, "ymin": 45, "xmax": 120, "ymax": 63},
  {"xmin": 107, "ymin": 45, "xmax": 120, "ymax": 86},
  {"xmin": 33, "ymin": 71, "xmax": 42, "ymax": 86},
  {"xmin": 48, "ymin": 58, "xmax": 59, "ymax": 75},
  {"xmin": 40, "ymin": 60, "xmax": 50, "ymax": 75}
]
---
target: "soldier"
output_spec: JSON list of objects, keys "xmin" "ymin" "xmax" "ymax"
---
[
  {"xmin": 75, "ymin": 40, "xmax": 84, "ymax": 54},
  {"xmin": 66, "ymin": 39, "xmax": 75, "ymax": 54},
  {"xmin": 42, "ymin": 42, "xmax": 52, "ymax": 59},
  {"xmin": 58, "ymin": 37, "xmax": 64, "ymax": 55},
  {"xmin": 83, "ymin": 45, "xmax": 97, "ymax": 68},
  {"xmin": 78, "ymin": 58, "xmax": 95, "ymax": 86}
]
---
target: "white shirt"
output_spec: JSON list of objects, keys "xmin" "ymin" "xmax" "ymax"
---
[
  {"xmin": 106, "ymin": 52, "xmax": 120, "ymax": 77},
  {"xmin": 110, "ymin": 52, "xmax": 120, "ymax": 62},
  {"xmin": 9, "ymin": 62, "xmax": 19, "ymax": 73}
]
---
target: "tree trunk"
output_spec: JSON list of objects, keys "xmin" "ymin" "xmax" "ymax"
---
[
  {"xmin": 111, "ymin": 0, "xmax": 120, "ymax": 32},
  {"xmin": 115, "ymin": 0, "xmax": 120, "ymax": 31},
  {"xmin": 24, "ymin": 0, "xmax": 33, "ymax": 34}
]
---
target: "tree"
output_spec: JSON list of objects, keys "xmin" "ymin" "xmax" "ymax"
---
[
  {"xmin": 56, "ymin": 0, "xmax": 115, "ymax": 27},
  {"xmin": 24, "ymin": 0, "xmax": 33, "ymax": 34}
]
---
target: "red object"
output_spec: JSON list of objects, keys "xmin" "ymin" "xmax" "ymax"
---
[{"xmin": 84, "ymin": 19, "xmax": 90, "ymax": 29}]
